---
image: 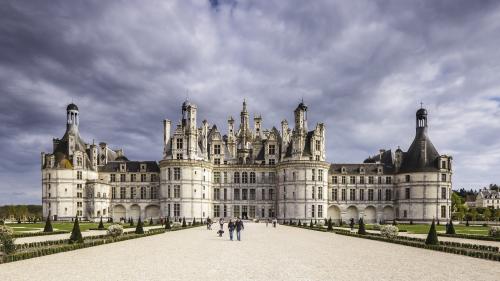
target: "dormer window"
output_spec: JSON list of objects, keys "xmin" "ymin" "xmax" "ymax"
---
[
  {"xmin": 120, "ymin": 164, "xmax": 126, "ymax": 172},
  {"xmin": 141, "ymin": 164, "xmax": 146, "ymax": 171},
  {"xmin": 341, "ymin": 167, "xmax": 346, "ymax": 174}
]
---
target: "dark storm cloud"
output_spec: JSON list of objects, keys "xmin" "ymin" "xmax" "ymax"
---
[{"xmin": 1, "ymin": 0, "xmax": 500, "ymax": 204}]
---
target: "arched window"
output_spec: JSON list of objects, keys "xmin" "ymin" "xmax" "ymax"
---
[
  {"xmin": 242, "ymin": 172, "xmax": 248, "ymax": 184},
  {"xmin": 234, "ymin": 172, "xmax": 240, "ymax": 183}
]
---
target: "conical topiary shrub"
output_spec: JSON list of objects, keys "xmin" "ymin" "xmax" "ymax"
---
[
  {"xmin": 135, "ymin": 217, "xmax": 144, "ymax": 234},
  {"xmin": 149, "ymin": 217, "xmax": 154, "ymax": 225},
  {"xmin": 182, "ymin": 217, "xmax": 187, "ymax": 227},
  {"xmin": 446, "ymin": 220, "xmax": 456, "ymax": 235},
  {"xmin": 165, "ymin": 216, "xmax": 171, "ymax": 230},
  {"xmin": 69, "ymin": 215, "xmax": 83, "ymax": 244},
  {"xmin": 130, "ymin": 218, "xmax": 134, "ymax": 227},
  {"xmin": 327, "ymin": 217, "xmax": 333, "ymax": 231},
  {"xmin": 192, "ymin": 218, "xmax": 196, "ymax": 226},
  {"xmin": 43, "ymin": 214, "xmax": 53, "ymax": 233},
  {"xmin": 98, "ymin": 216, "xmax": 105, "ymax": 230},
  {"xmin": 309, "ymin": 219, "xmax": 313, "ymax": 228},
  {"xmin": 425, "ymin": 219, "xmax": 439, "ymax": 245},
  {"xmin": 465, "ymin": 219, "xmax": 469, "ymax": 227},
  {"xmin": 392, "ymin": 219, "xmax": 397, "ymax": 226},
  {"xmin": 358, "ymin": 218, "xmax": 366, "ymax": 235},
  {"xmin": 298, "ymin": 220, "xmax": 302, "ymax": 227}
]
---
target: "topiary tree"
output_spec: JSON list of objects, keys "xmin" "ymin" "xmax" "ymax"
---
[
  {"xmin": 309, "ymin": 219, "xmax": 313, "ymax": 228},
  {"xmin": 69, "ymin": 215, "xmax": 83, "ymax": 244},
  {"xmin": 327, "ymin": 217, "xmax": 333, "ymax": 231},
  {"xmin": 43, "ymin": 214, "xmax": 53, "ymax": 233},
  {"xmin": 135, "ymin": 217, "xmax": 144, "ymax": 234},
  {"xmin": 446, "ymin": 220, "xmax": 456, "ymax": 235},
  {"xmin": 130, "ymin": 218, "xmax": 134, "ymax": 227},
  {"xmin": 17, "ymin": 218, "xmax": 21, "ymax": 224},
  {"xmin": 182, "ymin": 217, "xmax": 187, "ymax": 227},
  {"xmin": 149, "ymin": 217, "xmax": 154, "ymax": 226},
  {"xmin": 465, "ymin": 219, "xmax": 469, "ymax": 227},
  {"xmin": 165, "ymin": 216, "xmax": 171, "ymax": 230},
  {"xmin": 425, "ymin": 219, "xmax": 439, "ymax": 245},
  {"xmin": 409, "ymin": 219, "xmax": 414, "ymax": 225},
  {"xmin": 298, "ymin": 220, "xmax": 302, "ymax": 227},
  {"xmin": 357, "ymin": 218, "xmax": 366, "ymax": 235},
  {"xmin": 192, "ymin": 218, "xmax": 196, "ymax": 226},
  {"xmin": 392, "ymin": 219, "xmax": 397, "ymax": 226},
  {"xmin": 98, "ymin": 216, "xmax": 105, "ymax": 230}
]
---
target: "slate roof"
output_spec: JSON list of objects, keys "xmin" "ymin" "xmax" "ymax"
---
[
  {"xmin": 99, "ymin": 161, "xmax": 160, "ymax": 173},
  {"xmin": 399, "ymin": 128, "xmax": 440, "ymax": 173}
]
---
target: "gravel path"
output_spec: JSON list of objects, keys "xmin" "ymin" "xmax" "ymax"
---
[{"xmin": 1, "ymin": 223, "xmax": 499, "ymax": 281}]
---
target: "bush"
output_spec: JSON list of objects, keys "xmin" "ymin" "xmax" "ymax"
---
[
  {"xmin": 446, "ymin": 220, "xmax": 456, "ymax": 235},
  {"xmin": 98, "ymin": 216, "xmax": 105, "ymax": 230},
  {"xmin": 0, "ymin": 225, "xmax": 16, "ymax": 254},
  {"xmin": 298, "ymin": 220, "xmax": 301, "ymax": 227},
  {"xmin": 309, "ymin": 220, "xmax": 313, "ymax": 228},
  {"xmin": 135, "ymin": 217, "xmax": 144, "ymax": 235},
  {"xmin": 489, "ymin": 226, "xmax": 500, "ymax": 238},
  {"xmin": 129, "ymin": 218, "xmax": 134, "ymax": 227},
  {"xmin": 465, "ymin": 219, "xmax": 469, "ymax": 227},
  {"xmin": 425, "ymin": 219, "xmax": 439, "ymax": 245},
  {"xmin": 327, "ymin": 218, "xmax": 333, "ymax": 231},
  {"xmin": 317, "ymin": 219, "xmax": 325, "ymax": 227},
  {"xmin": 107, "ymin": 224, "xmax": 124, "ymax": 237},
  {"xmin": 69, "ymin": 216, "xmax": 83, "ymax": 244},
  {"xmin": 357, "ymin": 218, "xmax": 366, "ymax": 235},
  {"xmin": 392, "ymin": 219, "xmax": 397, "ymax": 226},
  {"xmin": 43, "ymin": 215, "xmax": 53, "ymax": 233},
  {"xmin": 165, "ymin": 217, "xmax": 171, "ymax": 230},
  {"xmin": 182, "ymin": 217, "xmax": 187, "ymax": 227},
  {"xmin": 381, "ymin": 225, "xmax": 399, "ymax": 239},
  {"xmin": 172, "ymin": 222, "xmax": 182, "ymax": 228},
  {"xmin": 150, "ymin": 217, "xmax": 154, "ymax": 226},
  {"xmin": 373, "ymin": 223, "xmax": 381, "ymax": 230},
  {"xmin": 192, "ymin": 218, "xmax": 196, "ymax": 225}
]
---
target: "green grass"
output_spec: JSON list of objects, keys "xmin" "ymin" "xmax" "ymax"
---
[
  {"xmin": 7, "ymin": 222, "xmax": 137, "ymax": 233},
  {"xmin": 349, "ymin": 224, "xmax": 492, "ymax": 236}
]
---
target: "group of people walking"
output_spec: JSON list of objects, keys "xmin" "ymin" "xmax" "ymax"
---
[{"xmin": 206, "ymin": 217, "xmax": 279, "ymax": 241}]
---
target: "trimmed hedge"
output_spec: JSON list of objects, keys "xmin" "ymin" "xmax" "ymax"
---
[
  {"xmin": 13, "ymin": 231, "xmax": 68, "ymax": 238},
  {"xmin": 438, "ymin": 233, "xmax": 500, "ymax": 242}
]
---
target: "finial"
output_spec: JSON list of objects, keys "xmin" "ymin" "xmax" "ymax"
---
[
  {"xmin": 420, "ymin": 101, "xmax": 423, "ymax": 109},
  {"xmin": 301, "ymin": 97, "xmax": 304, "ymax": 104}
]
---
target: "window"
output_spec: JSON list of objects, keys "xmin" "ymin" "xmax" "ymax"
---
[
  {"xmin": 318, "ymin": 187, "xmax": 323, "ymax": 200},
  {"xmin": 233, "ymin": 205, "xmax": 240, "ymax": 218},
  {"xmin": 405, "ymin": 175, "xmax": 411, "ymax": 182},
  {"xmin": 250, "ymin": 189, "xmax": 256, "ymax": 200},
  {"xmin": 223, "ymin": 205, "xmax": 227, "ymax": 217},
  {"xmin": 242, "ymin": 172, "xmax": 248, "ymax": 184},
  {"xmin": 214, "ymin": 188, "xmax": 220, "ymax": 200},
  {"xmin": 130, "ymin": 187, "xmax": 136, "ymax": 199},
  {"xmin": 403, "ymin": 210, "xmax": 408, "ymax": 218},
  {"xmin": 167, "ymin": 168, "xmax": 171, "ymax": 181},
  {"xmin": 318, "ymin": 205, "xmax": 323, "ymax": 217},
  {"xmin": 174, "ymin": 185, "xmax": 180, "ymax": 198},
  {"xmin": 242, "ymin": 189, "xmax": 248, "ymax": 200},
  {"xmin": 110, "ymin": 174, "xmax": 116, "ymax": 182},
  {"xmin": 151, "ymin": 174, "xmax": 157, "ymax": 182},
  {"xmin": 269, "ymin": 145, "xmax": 275, "ymax": 155},
  {"xmin": 377, "ymin": 189, "xmax": 382, "ymax": 201},
  {"xmin": 174, "ymin": 204, "xmax": 180, "ymax": 217},
  {"xmin": 350, "ymin": 176, "xmax": 355, "ymax": 184},
  {"xmin": 249, "ymin": 206, "xmax": 256, "ymax": 218},
  {"xmin": 214, "ymin": 158, "xmax": 220, "ymax": 165},
  {"xmin": 120, "ymin": 187, "xmax": 126, "ymax": 199},
  {"xmin": 140, "ymin": 186, "xmax": 146, "ymax": 199},
  {"xmin": 250, "ymin": 172, "xmax": 256, "ymax": 183},
  {"xmin": 77, "ymin": 192, "xmax": 83, "ymax": 198},
  {"xmin": 349, "ymin": 189, "xmax": 356, "ymax": 200},
  {"xmin": 312, "ymin": 205, "xmax": 315, "ymax": 217},
  {"xmin": 368, "ymin": 189, "xmax": 374, "ymax": 201},
  {"xmin": 341, "ymin": 176, "xmax": 346, "ymax": 184},
  {"xmin": 130, "ymin": 174, "xmax": 136, "ymax": 182},
  {"xmin": 385, "ymin": 189, "xmax": 392, "ymax": 201},
  {"xmin": 385, "ymin": 177, "xmax": 392, "ymax": 184},
  {"xmin": 214, "ymin": 205, "xmax": 220, "ymax": 217},
  {"xmin": 120, "ymin": 174, "xmax": 126, "ymax": 182},
  {"xmin": 224, "ymin": 188, "xmax": 227, "ymax": 200},
  {"xmin": 223, "ymin": 172, "xmax": 228, "ymax": 183},
  {"xmin": 441, "ymin": 174, "xmax": 447, "ymax": 182},
  {"xmin": 368, "ymin": 176, "xmax": 374, "ymax": 184},
  {"xmin": 234, "ymin": 172, "xmax": 240, "ymax": 183},
  {"xmin": 261, "ymin": 189, "xmax": 265, "ymax": 200},
  {"xmin": 234, "ymin": 189, "xmax": 240, "ymax": 200},
  {"xmin": 269, "ymin": 189, "xmax": 274, "ymax": 200},
  {"xmin": 405, "ymin": 188, "xmax": 410, "ymax": 199},
  {"xmin": 141, "ymin": 174, "xmax": 147, "ymax": 182},
  {"xmin": 441, "ymin": 187, "xmax": 447, "ymax": 199},
  {"xmin": 176, "ymin": 138, "xmax": 183, "ymax": 149},
  {"xmin": 359, "ymin": 176, "xmax": 365, "ymax": 184},
  {"xmin": 312, "ymin": 169, "xmax": 316, "ymax": 181},
  {"xmin": 341, "ymin": 189, "xmax": 346, "ymax": 201},
  {"xmin": 112, "ymin": 187, "xmax": 116, "ymax": 199},
  {"xmin": 441, "ymin": 160, "xmax": 446, "ymax": 169},
  {"xmin": 174, "ymin": 168, "xmax": 181, "ymax": 180},
  {"xmin": 77, "ymin": 171, "xmax": 82, "ymax": 180},
  {"xmin": 332, "ymin": 189, "xmax": 338, "ymax": 200},
  {"xmin": 214, "ymin": 172, "xmax": 221, "ymax": 183},
  {"xmin": 176, "ymin": 154, "xmax": 183, "ymax": 160},
  {"xmin": 315, "ymin": 140, "xmax": 321, "ymax": 151},
  {"xmin": 441, "ymin": 205, "xmax": 446, "ymax": 218},
  {"xmin": 167, "ymin": 186, "xmax": 171, "ymax": 198},
  {"xmin": 359, "ymin": 189, "xmax": 364, "ymax": 201},
  {"xmin": 214, "ymin": 144, "xmax": 221, "ymax": 155},
  {"xmin": 318, "ymin": 169, "xmax": 323, "ymax": 181},
  {"xmin": 269, "ymin": 172, "xmax": 276, "ymax": 183},
  {"xmin": 378, "ymin": 176, "xmax": 382, "ymax": 184},
  {"xmin": 269, "ymin": 159, "xmax": 275, "ymax": 165},
  {"xmin": 151, "ymin": 187, "xmax": 157, "ymax": 199}
]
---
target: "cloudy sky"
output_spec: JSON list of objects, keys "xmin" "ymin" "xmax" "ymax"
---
[{"xmin": 1, "ymin": 0, "xmax": 500, "ymax": 205}]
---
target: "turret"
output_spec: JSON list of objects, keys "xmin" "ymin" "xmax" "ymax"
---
[
  {"xmin": 163, "ymin": 119, "xmax": 171, "ymax": 157},
  {"xmin": 66, "ymin": 103, "xmax": 79, "ymax": 133},
  {"xmin": 294, "ymin": 101, "xmax": 308, "ymax": 133}
]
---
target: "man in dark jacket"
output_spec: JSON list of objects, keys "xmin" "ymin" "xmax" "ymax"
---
[
  {"xmin": 228, "ymin": 219, "xmax": 235, "ymax": 241},
  {"xmin": 236, "ymin": 218, "xmax": 244, "ymax": 241}
]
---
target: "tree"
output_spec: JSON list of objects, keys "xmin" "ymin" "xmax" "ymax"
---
[
  {"xmin": 182, "ymin": 217, "xmax": 187, "ymax": 227},
  {"xmin": 425, "ymin": 219, "xmax": 439, "ymax": 245},
  {"xmin": 43, "ymin": 214, "xmax": 53, "ymax": 233},
  {"xmin": 470, "ymin": 209, "xmax": 478, "ymax": 221},
  {"xmin": 357, "ymin": 218, "xmax": 366, "ymax": 235},
  {"xmin": 327, "ymin": 217, "xmax": 333, "ymax": 231},
  {"xmin": 298, "ymin": 220, "xmax": 301, "ymax": 227},
  {"xmin": 495, "ymin": 209, "xmax": 500, "ymax": 222},
  {"xmin": 130, "ymin": 218, "xmax": 134, "ymax": 227},
  {"xmin": 135, "ymin": 217, "xmax": 144, "ymax": 234},
  {"xmin": 446, "ymin": 220, "xmax": 456, "ymax": 235},
  {"xmin": 483, "ymin": 208, "xmax": 492, "ymax": 221},
  {"xmin": 165, "ymin": 216, "xmax": 171, "ymax": 230},
  {"xmin": 309, "ymin": 219, "xmax": 313, "ymax": 228},
  {"xmin": 98, "ymin": 216, "xmax": 105, "ymax": 230},
  {"xmin": 69, "ymin": 215, "xmax": 83, "ymax": 244},
  {"xmin": 149, "ymin": 217, "xmax": 154, "ymax": 225},
  {"xmin": 192, "ymin": 218, "xmax": 196, "ymax": 226},
  {"xmin": 392, "ymin": 219, "xmax": 397, "ymax": 226}
]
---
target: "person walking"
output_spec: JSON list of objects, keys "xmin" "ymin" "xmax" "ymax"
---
[
  {"xmin": 266, "ymin": 219, "xmax": 269, "ymax": 227},
  {"xmin": 228, "ymin": 219, "xmax": 235, "ymax": 241},
  {"xmin": 272, "ymin": 218, "xmax": 277, "ymax": 228},
  {"xmin": 236, "ymin": 217, "xmax": 244, "ymax": 241},
  {"xmin": 349, "ymin": 218, "xmax": 355, "ymax": 231},
  {"xmin": 219, "ymin": 218, "xmax": 224, "ymax": 230}
]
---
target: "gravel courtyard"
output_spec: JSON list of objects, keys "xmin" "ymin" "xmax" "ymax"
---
[{"xmin": 1, "ymin": 223, "xmax": 498, "ymax": 281}]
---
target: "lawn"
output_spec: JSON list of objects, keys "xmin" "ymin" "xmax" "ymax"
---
[
  {"xmin": 7, "ymin": 222, "xmax": 139, "ymax": 233},
  {"xmin": 351, "ymin": 224, "xmax": 492, "ymax": 236}
]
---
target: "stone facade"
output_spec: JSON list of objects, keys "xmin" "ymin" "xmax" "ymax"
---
[
  {"xmin": 475, "ymin": 189, "xmax": 500, "ymax": 209},
  {"xmin": 42, "ymin": 101, "xmax": 452, "ymax": 223}
]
